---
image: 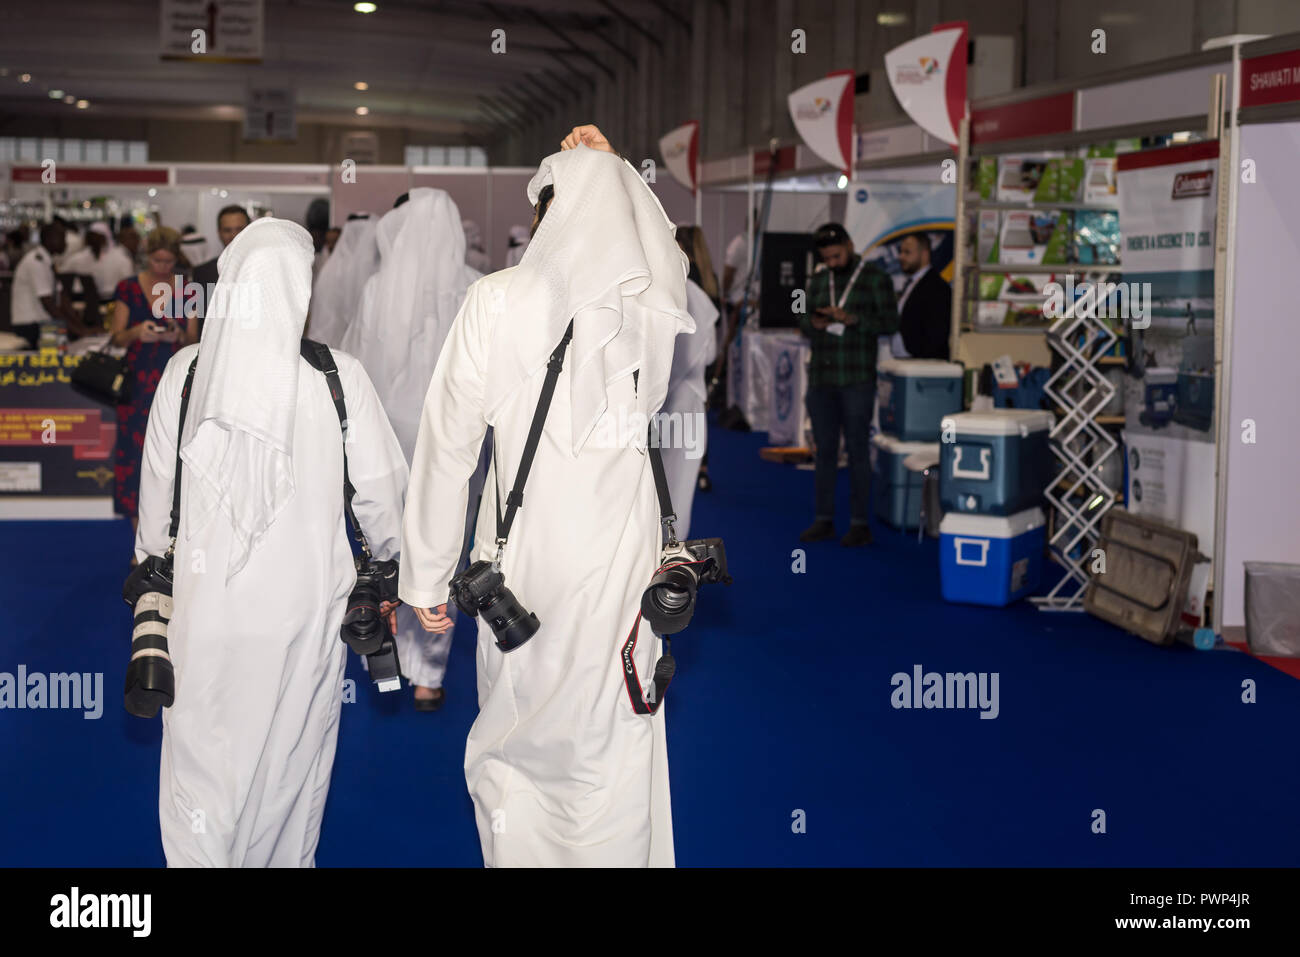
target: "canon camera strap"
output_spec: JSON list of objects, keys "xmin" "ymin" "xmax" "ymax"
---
[{"xmin": 620, "ymin": 368, "xmax": 681, "ymax": 717}]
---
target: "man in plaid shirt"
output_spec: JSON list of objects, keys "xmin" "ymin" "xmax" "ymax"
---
[{"xmin": 798, "ymin": 223, "xmax": 899, "ymax": 546}]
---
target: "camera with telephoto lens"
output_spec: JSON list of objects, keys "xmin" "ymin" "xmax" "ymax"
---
[
  {"xmin": 341, "ymin": 557, "xmax": 400, "ymax": 655},
  {"xmin": 449, "ymin": 559, "xmax": 539, "ymax": 652},
  {"xmin": 641, "ymin": 537, "xmax": 732, "ymax": 635},
  {"xmin": 122, "ymin": 555, "xmax": 177, "ymax": 718}
]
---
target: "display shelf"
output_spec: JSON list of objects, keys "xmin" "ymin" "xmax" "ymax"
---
[
  {"xmin": 965, "ymin": 198, "xmax": 1122, "ymax": 213},
  {"xmin": 961, "ymin": 261, "xmax": 1122, "ymax": 275}
]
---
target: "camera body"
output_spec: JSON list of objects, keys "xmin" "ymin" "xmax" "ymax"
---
[
  {"xmin": 122, "ymin": 555, "xmax": 177, "ymax": 718},
  {"xmin": 341, "ymin": 557, "xmax": 400, "ymax": 656},
  {"xmin": 449, "ymin": 559, "xmax": 540, "ymax": 652},
  {"xmin": 641, "ymin": 537, "xmax": 731, "ymax": 635}
]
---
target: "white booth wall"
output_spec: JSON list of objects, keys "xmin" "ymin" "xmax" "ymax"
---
[{"xmin": 1221, "ymin": 118, "xmax": 1300, "ymax": 631}]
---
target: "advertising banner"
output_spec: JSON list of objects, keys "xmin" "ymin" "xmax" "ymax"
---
[
  {"xmin": 884, "ymin": 22, "xmax": 968, "ymax": 146},
  {"xmin": 658, "ymin": 121, "xmax": 699, "ymax": 192},
  {"xmin": 0, "ymin": 352, "xmax": 116, "ymax": 499},
  {"xmin": 787, "ymin": 72, "xmax": 855, "ymax": 174}
]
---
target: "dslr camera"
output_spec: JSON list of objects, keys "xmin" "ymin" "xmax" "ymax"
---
[
  {"xmin": 342, "ymin": 557, "xmax": 403, "ymax": 692},
  {"xmin": 122, "ymin": 555, "xmax": 177, "ymax": 718},
  {"xmin": 449, "ymin": 560, "xmax": 539, "ymax": 652},
  {"xmin": 641, "ymin": 537, "xmax": 732, "ymax": 635}
]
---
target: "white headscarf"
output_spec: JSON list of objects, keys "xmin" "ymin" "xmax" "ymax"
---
[
  {"xmin": 308, "ymin": 215, "xmax": 378, "ymax": 348},
  {"xmin": 89, "ymin": 221, "xmax": 114, "ymax": 249},
  {"xmin": 487, "ymin": 145, "xmax": 691, "ymax": 454},
  {"xmin": 462, "ymin": 219, "xmax": 491, "ymax": 273},
  {"xmin": 179, "ymin": 218, "xmax": 314, "ymax": 580},
  {"xmin": 343, "ymin": 188, "xmax": 480, "ymax": 461},
  {"xmin": 504, "ymin": 224, "xmax": 529, "ymax": 268}
]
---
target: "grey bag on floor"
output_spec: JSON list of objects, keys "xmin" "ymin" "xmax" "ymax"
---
[
  {"xmin": 1084, "ymin": 510, "xmax": 1204, "ymax": 646},
  {"xmin": 1244, "ymin": 562, "xmax": 1300, "ymax": 658}
]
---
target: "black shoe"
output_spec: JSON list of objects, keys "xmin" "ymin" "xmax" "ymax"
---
[
  {"xmin": 413, "ymin": 688, "xmax": 445, "ymax": 712},
  {"xmin": 697, "ymin": 471, "xmax": 712, "ymax": 492},
  {"xmin": 799, "ymin": 519, "xmax": 836, "ymax": 542},
  {"xmin": 841, "ymin": 525, "xmax": 873, "ymax": 547}
]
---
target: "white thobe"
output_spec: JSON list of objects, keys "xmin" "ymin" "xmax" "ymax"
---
[
  {"xmin": 660, "ymin": 278, "xmax": 719, "ymax": 540},
  {"xmin": 399, "ymin": 269, "xmax": 675, "ymax": 867},
  {"xmin": 136, "ymin": 343, "xmax": 408, "ymax": 867}
]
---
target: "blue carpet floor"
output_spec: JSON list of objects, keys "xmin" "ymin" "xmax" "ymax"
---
[{"xmin": 2, "ymin": 423, "xmax": 1298, "ymax": 866}]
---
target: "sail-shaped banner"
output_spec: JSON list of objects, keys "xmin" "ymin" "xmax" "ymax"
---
[{"xmin": 884, "ymin": 22, "xmax": 968, "ymax": 146}]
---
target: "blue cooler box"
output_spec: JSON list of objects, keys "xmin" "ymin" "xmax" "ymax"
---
[
  {"xmin": 872, "ymin": 433, "xmax": 939, "ymax": 529},
  {"xmin": 940, "ymin": 409, "xmax": 1054, "ymax": 516},
  {"xmin": 878, "ymin": 359, "xmax": 964, "ymax": 441},
  {"xmin": 940, "ymin": 508, "xmax": 1046, "ymax": 606}
]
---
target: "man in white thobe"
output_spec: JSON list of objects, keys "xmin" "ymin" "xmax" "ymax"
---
[
  {"xmin": 135, "ymin": 218, "xmax": 408, "ymax": 867},
  {"xmin": 399, "ymin": 128, "xmax": 691, "ymax": 867},
  {"xmin": 307, "ymin": 215, "xmax": 379, "ymax": 349},
  {"xmin": 659, "ymin": 277, "xmax": 718, "ymax": 540},
  {"xmin": 341, "ymin": 189, "xmax": 483, "ymax": 710}
]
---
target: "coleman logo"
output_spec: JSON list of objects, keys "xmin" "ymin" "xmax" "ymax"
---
[{"xmin": 1171, "ymin": 170, "xmax": 1213, "ymax": 199}]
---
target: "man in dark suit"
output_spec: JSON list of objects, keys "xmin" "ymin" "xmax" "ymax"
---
[
  {"xmin": 891, "ymin": 232, "xmax": 952, "ymax": 361},
  {"xmin": 192, "ymin": 204, "xmax": 251, "ymax": 336}
]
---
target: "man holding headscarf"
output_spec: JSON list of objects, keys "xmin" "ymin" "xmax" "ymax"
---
[
  {"xmin": 400, "ymin": 125, "xmax": 690, "ymax": 867},
  {"xmin": 135, "ymin": 218, "xmax": 408, "ymax": 867},
  {"xmin": 342, "ymin": 189, "xmax": 483, "ymax": 711}
]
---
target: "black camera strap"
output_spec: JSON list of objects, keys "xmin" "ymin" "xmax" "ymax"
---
[
  {"xmin": 299, "ymin": 338, "xmax": 371, "ymax": 559},
  {"xmin": 622, "ymin": 368, "xmax": 684, "ymax": 716},
  {"xmin": 493, "ymin": 320, "xmax": 574, "ymax": 551},
  {"xmin": 165, "ymin": 356, "xmax": 201, "ymax": 560}
]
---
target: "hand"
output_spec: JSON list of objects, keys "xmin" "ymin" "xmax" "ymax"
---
[
  {"xmin": 415, "ymin": 603, "xmax": 454, "ymax": 634},
  {"xmin": 810, "ymin": 313, "xmax": 831, "ymax": 330},
  {"xmin": 138, "ymin": 322, "xmax": 164, "ymax": 343},
  {"xmin": 560, "ymin": 124, "xmax": 616, "ymax": 155},
  {"xmin": 379, "ymin": 599, "xmax": 402, "ymax": 637},
  {"xmin": 822, "ymin": 306, "xmax": 850, "ymax": 324}
]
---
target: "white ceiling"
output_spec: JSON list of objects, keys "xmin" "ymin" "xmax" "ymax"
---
[{"xmin": 0, "ymin": 0, "xmax": 673, "ymax": 137}]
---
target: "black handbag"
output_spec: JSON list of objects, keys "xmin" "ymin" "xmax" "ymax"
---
[{"xmin": 70, "ymin": 348, "xmax": 131, "ymax": 405}]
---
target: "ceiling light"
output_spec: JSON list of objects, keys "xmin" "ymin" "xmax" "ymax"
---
[
  {"xmin": 76, "ymin": 99, "xmax": 89, "ymax": 109},
  {"xmin": 220, "ymin": 190, "xmax": 228, "ymax": 197},
  {"xmin": 148, "ymin": 188, "xmax": 157, "ymax": 197},
  {"xmin": 837, "ymin": 174, "xmax": 848, "ymax": 189},
  {"xmin": 355, "ymin": 106, "xmax": 369, "ymax": 116},
  {"xmin": 49, "ymin": 89, "xmax": 63, "ymax": 99},
  {"xmin": 354, "ymin": 81, "xmax": 368, "ymax": 91},
  {"xmin": 354, "ymin": 2, "xmax": 377, "ymax": 13},
  {"xmin": 63, "ymin": 95, "xmax": 75, "ymax": 104},
  {"xmin": 19, "ymin": 73, "xmax": 31, "ymax": 83},
  {"xmin": 877, "ymin": 12, "xmax": 907, "ymax": 26}
]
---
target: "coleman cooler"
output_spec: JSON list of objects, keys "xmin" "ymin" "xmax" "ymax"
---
[
  {"xmin": 1083, "ymin": 510, "xmax": 1204, "ymax": 646},
  {"xmin": 877, "ymin": 358, "xmax": 964, "ymax": 441},
  {"xmin": 939, "ymin": 508, "xmax": 1047, "ymax": 606},
  {"xmin": 872, "ymin": 433, "xmax": 940, "ymax": 529},
  {"xmin": 939, "ymin": 409, "xmax": 1054, "ymax": 516}
]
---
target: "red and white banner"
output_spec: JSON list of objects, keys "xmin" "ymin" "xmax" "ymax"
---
[
  {"xmin": 658, "ymin": 121, "xmax": 699, "ymax": 192},
  {"xmin": 884, "ymin": 21, "xmax": 967, "ymax": 147},
  {"xmin": 970, "ymin": 92, "xmax": 1074, "ymax": 145},
  {"xmin": 787, "ymin": 71, "xmax": 855, "ymax": 174},
  {"xmin": 1240, "ymin": 49, "xmax": 1300, "ymax": 108}
]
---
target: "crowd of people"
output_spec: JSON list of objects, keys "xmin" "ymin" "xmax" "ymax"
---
[{"xmin": 3, "ymin": 120, "xmax": 950, "ymax": 868}]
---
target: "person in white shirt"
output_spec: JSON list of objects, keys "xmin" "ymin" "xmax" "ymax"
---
[{"xmin": 10, "ymin": 222, "xmax": 91, "ymax": 347}]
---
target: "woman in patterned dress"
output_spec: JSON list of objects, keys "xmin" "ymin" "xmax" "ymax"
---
[{"xmin": 109, "ymin": 227, "xmax": 199, "ymax": 529}]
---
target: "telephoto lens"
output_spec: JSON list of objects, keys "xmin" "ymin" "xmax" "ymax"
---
[
  {"xmin": 450, "ymin": 559, "xmax": 540, "ymax": 652},
  {"xmin": 122, "ymin": 556, "xmax": 178, "ymax": 718},
  {"xmin": 341, "ymin": 558, "xmax": 399, "ymax": 655},
  {"xmin": 641, "ymin": 561, "xmax": 699, "ymax": 635}
]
